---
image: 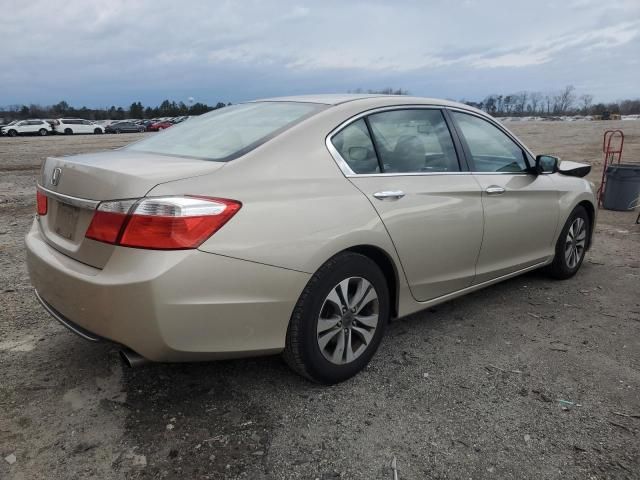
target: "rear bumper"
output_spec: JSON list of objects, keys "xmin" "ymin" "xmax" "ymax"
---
[
  {"xmin": 26, "ymin": 220, "xmax": 309, "ymax": 362},
  {"xmin": 35, "ymin": 290, "xmax": 103, "ymax": 342}
]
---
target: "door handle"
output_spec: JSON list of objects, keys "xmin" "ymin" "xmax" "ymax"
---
[
  {"xmin": 373, "ymin": 190, "xmax": 405, "ymax": 200},
  {"xmin": 485, "ymin": 186, "xmax": 506, "ymax": 195}
]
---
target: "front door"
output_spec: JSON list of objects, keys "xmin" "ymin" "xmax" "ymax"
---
[
  {"xmin": 449, "ymin": 111, "xmax": 559, "ymax": 283},
  {"xmin": 330, "ymin": 108, "xmax": 484, "ymax": 302}
]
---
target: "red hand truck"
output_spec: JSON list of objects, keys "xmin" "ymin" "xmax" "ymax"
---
[{"xmin": 597, "ymin": 129, "xmax": 624, "ymax": 207}]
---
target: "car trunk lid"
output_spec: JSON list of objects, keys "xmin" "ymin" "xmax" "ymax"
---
[{"xmin": 38, "ymin": 150, "xmax": 225, "ymax": 268}]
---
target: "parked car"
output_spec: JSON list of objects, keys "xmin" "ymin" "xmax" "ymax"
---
[
  {"xmin": 0, "ymin": 120, "xmax": 19, "ymax": 135},
  {"xmin": 105, "ymin": 121, "xmax": 146, "ymax": 134},
  {"xmin": 4, "ymin": 119, "xmax": 52, "ymax": 136},
  {"xmin": 147, "ymin": 120, "xmax": 174, "ymax": 131},
  {"xmin": 93, "ymin": 120, "xmax": 119, "ymax": 128},
  {"xmin": 56, "ymin": 118, "xmax": 104, "ymax": 135},
  {"xmin": 27, "ymin": 95, "xmax": 596, "ymax": 384}
]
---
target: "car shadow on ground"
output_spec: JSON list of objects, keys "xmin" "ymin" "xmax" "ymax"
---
[{"xmin": 103, "ymin": 266, "xmax": 571, "ymax": 478}]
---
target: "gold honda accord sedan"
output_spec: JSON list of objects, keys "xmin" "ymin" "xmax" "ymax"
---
[{"xmin": 27, "ymin": 95, "xmax": 596, "ymax": 383}]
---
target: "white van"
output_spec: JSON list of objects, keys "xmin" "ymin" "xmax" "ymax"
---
[{"xmin": 55, "ymin": 119, "xmax": 104, "ymax": 135}]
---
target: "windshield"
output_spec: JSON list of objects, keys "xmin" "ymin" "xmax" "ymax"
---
[{"xmin": 127, "ymin": 102, "xmax": 324, "ymax": 161}]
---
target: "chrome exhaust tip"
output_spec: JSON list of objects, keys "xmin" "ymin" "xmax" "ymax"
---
[{"xmin": 120, "ymin": 348, "xmax": 149, "ymax": 368}]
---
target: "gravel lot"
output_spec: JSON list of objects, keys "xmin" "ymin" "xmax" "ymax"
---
[{"xmin": 1, "ymin": 123, "xmax": 639, "ymax": 480}]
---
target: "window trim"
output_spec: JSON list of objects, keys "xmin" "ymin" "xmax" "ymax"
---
[
  {"xmin": 363, "ymin": 116, "xmax": 385, "ymax": 173},
  {"xmin": 446, "ymin": 107, "xmax": 535, "ymax": 174},
  {"xmin": 326, "ymin": 105, "xmax": 468, "ymax": 177}
]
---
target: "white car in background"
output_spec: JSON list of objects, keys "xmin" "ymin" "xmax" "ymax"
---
[
  {"xmin": 0, "ymin": 120, "xmax": 19, "ymax": 135},
  {"xmin": 4, "ymin": 119, "xmax": 52, "ymax": 136},
  {"xmin": 55, "ymin": 119, "xmax": 104, "ymax": 135}
]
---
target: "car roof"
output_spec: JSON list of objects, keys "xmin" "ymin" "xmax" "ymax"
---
[
  {"xmin": 248, "ymin": 94, "xmax": 485, "ymax": 117},
  {"xmin": 253, "ymin": 94, "xmax": 390, "ymax": 105}
]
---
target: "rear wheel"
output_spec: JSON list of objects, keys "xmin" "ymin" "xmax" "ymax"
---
[
  {"xmin": 115, "ymin": 129, "xmax": 121, "ymax": 134},
  {"xmin": 548, "ymin": 205, "xmax": 590, "ymax": 279},
  {"xmin": 38, "ymin": 128, "xmax": 47, "ymax": 136},
  {"xmin": 94, "ymin": 128, "xmax": 102, "ymax": 134},
  {"xmin": 138, "ymin": 127, "xmax": 145, "ymax": 132},
  {"xmin": 284, "ymin": 252, "xmax": 389, "ymax": 384}
]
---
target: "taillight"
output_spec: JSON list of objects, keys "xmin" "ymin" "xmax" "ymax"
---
[
  {"xmin": 85, "ymin": 199, "xmax": 137, "ymax": 244},
  {"xmin": 85, "ymin": 196, "xmax": 241, "ymax": 250},
  {"xmin": 36, "ymin": 190, "xmax": 48, "ymax": 215}
]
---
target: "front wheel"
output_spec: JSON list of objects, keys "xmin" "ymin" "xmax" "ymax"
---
[
  {"xmin": 64, "ymin": 128, "xmax": 73, "ymax": 135},
  {"xmin": 548, "ymin": 205, "xmax": 590, "ymax": 279},
  {"xmin": 284, "ymin": 252, "xmax": 389, "ymax": 384},
  {"xmin": 8, "ymin": 129, "xmax": 17, "ymax": 137}
]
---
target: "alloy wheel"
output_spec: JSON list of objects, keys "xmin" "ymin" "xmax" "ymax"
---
[
  {"xmin": 565, "ymin": 217, "xmax": 586, "ymax": 269},
  {"xmin": 316, "ymin": 277, "xmax": 379, "ymax": 365}
]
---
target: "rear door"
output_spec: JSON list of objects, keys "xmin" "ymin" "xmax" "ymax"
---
[
  {"xmin": 80, "ymin": 120, "xmax": 92, "ymax": 133},
  {"xmin": 22, "ymin": 120, "xmax": 37, "ymax": 133},
  {"xmin": 331, "ymin": 108, "xmax": 484, "ymax": 302},
  {"xmin": 449, "ymin": 110, "xmax": 559, "ymax": 283}
]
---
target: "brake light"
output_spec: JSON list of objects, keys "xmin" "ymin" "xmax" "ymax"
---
[
  {"xmin": 36, "ymin": 190, "xmax": 48, "ymax": 215},
  {"xmin": 85, "ymin": 199, "xmax": 136, "ymax": 244},
  {"xmin": 85, "ymin": 196, "xmax": 241, "ymax": 250}
]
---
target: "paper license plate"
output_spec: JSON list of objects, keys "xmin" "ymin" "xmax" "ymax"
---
[{"xmin": 55, "ymin": 202, "xmax": 80, "ymax": 240}]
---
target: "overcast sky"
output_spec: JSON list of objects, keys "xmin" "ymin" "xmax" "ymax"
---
[{"xmin": 1, "ymin": 0, "xmax": 638, "ymax": 107}]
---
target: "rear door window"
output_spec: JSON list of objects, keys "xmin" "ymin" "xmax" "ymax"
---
[
  {"xmin": 331, "ymin": 119, "xmax": 379, "ymax": 174},
  {"xmin": 367, "ymin": 109, "xmax": 460, "ymax": 173}
]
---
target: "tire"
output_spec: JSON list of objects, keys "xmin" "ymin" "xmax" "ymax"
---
[
  {"xmin": 283, "ymin": 252, "xmax": 389, "ymax": 384},
  {"xmin": 64, "ymin": 128, "xmax": 73, "ymax": 135},
  {"xmin": 158, "ymin": 126, "xmax": 164, "ymax": 131},
  {"xmin": 548, "ymin": 205, "xmax": 590, "ymax": 279},
  {"xmin": 115, "ymin": 129, "xmax": 121, "ymax": 134},
  {"xmin": 38, "ymin": 129, "xmax": 47, "ymax": 136},
  {"xmin": 138, "ymin": 127, "xmax": 145, "ymax": 132},
  {"xmin": 94, "ymin": 128, "xmax": 102, "ymax": 134},
  {"xmin": 8, "ymin": 129, "xmax": 17, "ymax": 137}
]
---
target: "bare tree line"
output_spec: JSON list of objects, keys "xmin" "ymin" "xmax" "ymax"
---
[
  {"xmin": 348, "ymin": 88, "xmax": 411, "ymax": 95},
  {"xmin": 351, "ymin": 86, "xmax": 639, "ymax": 117},
  {"xmin": 3, "ymin": 86, "xmax": 639, "ymax": 121},
  {"xmin": 0, "ymin": 99, "xmax": 231, "ymax": 122},
  {"xmin": 462, "ymin": 85, "xmax": 640, "ymax": 116}
]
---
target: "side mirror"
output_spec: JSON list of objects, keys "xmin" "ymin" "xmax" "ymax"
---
[
  {"xmin": 348, "ymin": 146, "xmax": 369, "ymax": 162},
  {"xmin": 534, "ymin": 154, "xmax": 559, "ymax": 174}
]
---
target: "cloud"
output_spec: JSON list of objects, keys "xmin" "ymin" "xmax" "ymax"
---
[
  {"xmin": 0, "ymin": 0, "xmax": 638, "ymax": 105},
  {"xmin": 469, "ymin": 21, "xmax": 640, "ymax": 69}
]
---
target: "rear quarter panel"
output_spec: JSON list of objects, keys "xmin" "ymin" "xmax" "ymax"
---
[{"xmin": 147, "ymin": 117, "xmax": 404, "ymax": 279}]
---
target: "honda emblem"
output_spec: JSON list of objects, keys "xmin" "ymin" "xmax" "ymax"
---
[{"xmin": 51, "ymin": 167, "xmax": 62, "ymax": 186}]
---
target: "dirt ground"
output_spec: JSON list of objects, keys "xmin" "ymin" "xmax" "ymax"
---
[{"xmin": 1, "ymin": 123, "xmax": 639, "ymax": 480}]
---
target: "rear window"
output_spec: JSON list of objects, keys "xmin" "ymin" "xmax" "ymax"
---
[{"xmin": 127, "ymin": 102, "xmax": 324, "ymax": 161}]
